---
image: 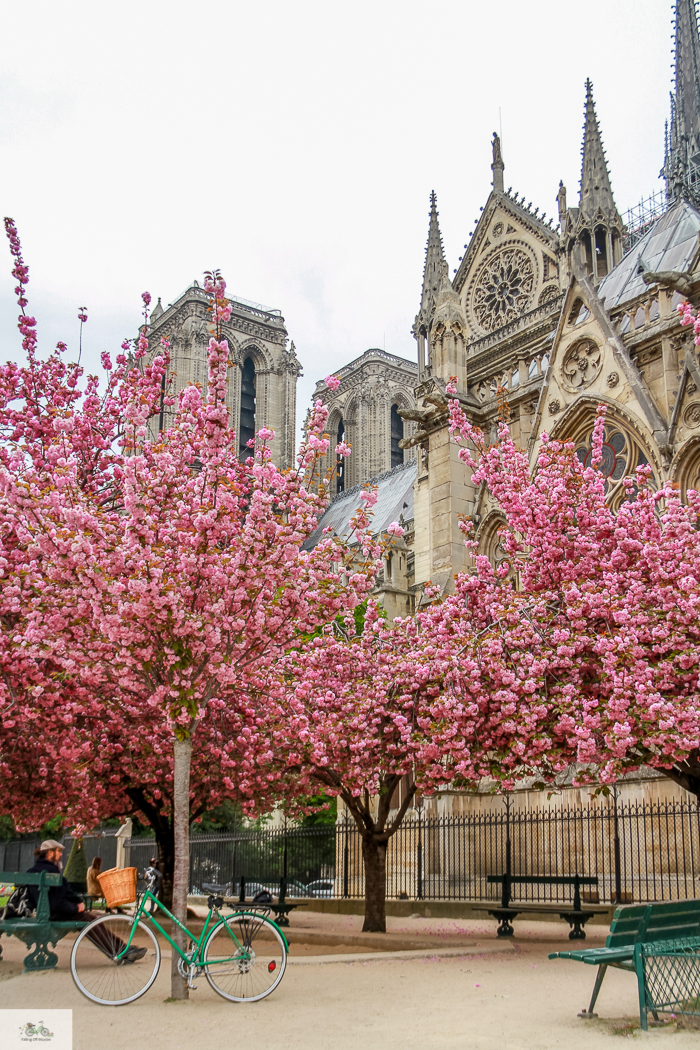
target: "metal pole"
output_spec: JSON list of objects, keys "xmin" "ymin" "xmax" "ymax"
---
[
  {"xmin": 417, "ymin": 814, "xmax": 424, "ymax": 900},
  {"xmin": 613, "ymin": 785, "xmax": 622, "ymax": 904},
  {"xmin": 504, "ymin": 795, "xmax": 512, "ymax": 908},
  {"xmin": 343, "ymin": 819, "xmax": 349, "ymax": 898},
  {"xmin": 280, "ymin": 838, "xmax": 288, "ymax": 904}
]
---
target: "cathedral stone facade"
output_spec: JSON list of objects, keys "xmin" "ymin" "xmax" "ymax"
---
[
  {"xmin": 307, "ymin": 1, "xmax": 700, "ymax": 640},
  {"xmin": 395, "ymin": 0, "xmax": 700, "ymax": 608},
  {"xmin": 311, "ymin": 349, "xmax": 418, "ymax": 496},
  {"xmin": 146, "ymin": 282, "xmax": 301, "ymax": 470}
]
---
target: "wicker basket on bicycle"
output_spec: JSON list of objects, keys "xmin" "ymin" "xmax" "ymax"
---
[{"xmin": 97, "ymin": 866, "xmax": 137, "ymax": 907}]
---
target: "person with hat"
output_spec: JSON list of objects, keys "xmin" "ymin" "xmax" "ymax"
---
[
  {"xmin": 27, "ymin": 841, "xmax": 86, "ymax": 918},
  {"xmin": 26, "ymin": 840, "xmax": 146, "ymax": 961}
]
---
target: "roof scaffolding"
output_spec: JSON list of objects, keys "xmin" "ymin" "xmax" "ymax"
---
[{"xmin": 622, "ymin": 190, "xmax": 667, "ymax": 254}]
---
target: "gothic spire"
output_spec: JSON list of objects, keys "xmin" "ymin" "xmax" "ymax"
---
[
  {"xmin": 419, "ymin": 190, "xmax": 447, "ymax": 317},
  {"xmin": 578, "ymin": 79, "xmax": 618, "ymax": 220},
  {"xmin": 491, "ymin": 132, "xmax": 504, "ymax": 194},
  {"xmin": 563, "ymin": 82, "xmax": 624, "ymax": 283},
  {"xmin": 663, "ymin": 0, "xmax": 700, "ymax": 199}
]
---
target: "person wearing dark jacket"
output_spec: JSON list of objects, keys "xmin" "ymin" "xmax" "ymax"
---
[
  {"xmin": 28, "ymin": 845, "xmax": 85, "ymax": 918},
  {"xmin": 27, "ymin": 840, "xmax": 145, "ymax": 961}
]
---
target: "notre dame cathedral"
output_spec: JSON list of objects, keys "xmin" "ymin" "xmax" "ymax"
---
[
  {"xmin": 148, "ymin": 1, "xmax": 700, "ymax": 627},
  {"xmin": 311, "ymin": 0, "xmax": 700, "ymax": 620}
]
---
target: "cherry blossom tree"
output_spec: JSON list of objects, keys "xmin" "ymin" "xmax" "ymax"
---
[
  {"xmin": 0, "ymin": 226, "xmax": 377, "ymax": 996},
  {"xmin": 0, "ymin": 219, "xmax": 183, "ymax": 871},
  {"xmin": 411, "ymin": 377, "xmax": 700, "ymax": 802},
  {"xmin": 258, "ymin": 592, "xmax": 476, "ymax": 933}
]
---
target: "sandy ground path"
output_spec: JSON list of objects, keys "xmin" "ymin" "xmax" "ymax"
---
[{"xmin": 1, "ymin": 915, "xmax": 698, "ymax": 1049}]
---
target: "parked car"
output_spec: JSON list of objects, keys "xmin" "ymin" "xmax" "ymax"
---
[
  {"xmin": 282, "ymin": 881, "xmax": 308, "ymax": 898},
  {"xmin": 305, "ymin": 879, "xmax": 335, "ymax": 898}
]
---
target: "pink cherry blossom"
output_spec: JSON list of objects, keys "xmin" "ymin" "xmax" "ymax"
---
[{"xmin": 0, "ymin": 233, "xmax": 381, "ymax": 993}]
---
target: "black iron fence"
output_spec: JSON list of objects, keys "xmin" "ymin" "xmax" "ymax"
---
[
  {"xmin": 336, "ymin": 799, "xmax": 700, "ymax": 905},
  {"xmin": 0, "ymin": 832, "xmax": 119, "ymax": 873},
  {"xmin": 127, "ymin": 825, "xmax": 336, "ymax": 896},
  {"xmin": 2, "ymin": 798, "xmax": 699, "ymax": 905}
]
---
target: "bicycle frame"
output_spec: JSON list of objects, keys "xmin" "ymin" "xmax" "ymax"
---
[{"xmin": 114, "ymin": 889, "xmax": 249, "ymax": 964}]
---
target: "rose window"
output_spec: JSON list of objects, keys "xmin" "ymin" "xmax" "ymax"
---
[{"xmin": 472, "ymin": 247, "xmax": 535, "ymax": 332}]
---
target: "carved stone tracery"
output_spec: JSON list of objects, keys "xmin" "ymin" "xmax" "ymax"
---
[
  {"xmin": 561, "ymin": 339, "xmax": 603, "ymax": 391},
  {"xmin": 683, "ymin": 402, "xmax": 700, "ymax": 428},
  {"xmin": 470, "ymin": 245, "xmax": 536, "ymax": 333}
]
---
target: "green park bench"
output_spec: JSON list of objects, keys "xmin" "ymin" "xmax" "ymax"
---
[
  {"xmin": 0, "ymin": 870, "xmax": 89, "ymax": 971},
  {"xmin": 549, "ymin": 899, "xmax": 700, "ymax": 1030},
  {"xmin": 487, "ymin": 872, "xmax": 606, "ymax": 939}
]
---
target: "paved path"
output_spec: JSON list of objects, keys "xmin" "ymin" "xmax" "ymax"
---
[{"xmin": 1, "ymin": 916, "xmax": 698, "ymax": 1048}]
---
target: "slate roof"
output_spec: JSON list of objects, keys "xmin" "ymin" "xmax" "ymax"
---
[
  {"xmin": 303, "ymin": 461, "xmax": 416, "ymax": 550},
  {"xmin": 598, "ymin": 199, "xmax": 700, "ymax": 310}
]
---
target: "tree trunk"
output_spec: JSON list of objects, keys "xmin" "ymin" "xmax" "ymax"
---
[
  {"xmin": 170, "ymin": 735, "xmax": 192, "ymax": 1000},
  {"xmin": 124, "ymin": 786, "xmax": 175, "ymax": 911},
  {"xmin": 153, "ymin": 824, "xmax": 175, "ymax": 912},
  {"xmin": 661, "ymin": 750, "xmax": 700, "ymax": 801},
  {"xmin": 361, "ymin": 835, "xmax": 388, "ymax": 933}
]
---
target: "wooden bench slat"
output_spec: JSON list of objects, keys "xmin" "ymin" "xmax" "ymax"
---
[
  {"xmin": 609, "ymin": 930, "xmax": 700, "ymax": 949},
  {"xmin": 0, "ymin": 872, "xmax": 62, "ymax": 886},
  {"xmin": 0, "ymin": 921, "xmax": 85, "ymax": 932},
  {"xmin": 650, "ymin": 915, "xmax": 700, "ymax": 932},
  {"xmin": 549, "ymin": 946, "xmax": 639, "ymax": 964},
  {"xmin": 610, "ymin": 901, "xmax": 700, "ymax": 924},
  {"xmin": 634, "ymin": 900, "xmax": 700, "ymax": 916}
]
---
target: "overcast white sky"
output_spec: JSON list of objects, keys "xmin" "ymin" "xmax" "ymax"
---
[{"xmin": 0, "ymin": 0, "xmax": 673, "ymax": 439}]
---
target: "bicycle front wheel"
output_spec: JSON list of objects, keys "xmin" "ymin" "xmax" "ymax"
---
[
  {"xmin": 203, "ymin": 912, "xmax": 287, "ymax": 1002},
  {"xmin": 70, "ymin": 914, "xmax": 161, "ymax": 1005}
]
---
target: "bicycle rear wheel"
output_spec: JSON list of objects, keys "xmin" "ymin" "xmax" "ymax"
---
[
  {"xmin": 203, "ymin": 911, "xmax": 287, "ymax": 1002},
  {"xmin": 70, "ymin": 914, "xmax": 161, "ymax": 1005}
]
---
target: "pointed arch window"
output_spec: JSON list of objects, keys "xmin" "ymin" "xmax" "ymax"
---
[
  {"xmin": 391, "ymin": 404, "xmax": 404, "ymax": 468},
  {"xmin": 594, "ymin": 226, "xmax": 609, "ymax": 277},
  {"xmin": 573, "ymin": 421, "xmax": 656, "ymax": 504},
  {"xmin": 239, "ymin": 356, "xmax": 256, "ymax": 460},
  {"xmin": 336, "ymin": 417, "xmax": 345, "ymax": 493},
  {"xmin": 580, "ymin": 231, "xmax": 593, "ymax": 273},
  {"xmin": 567, "ymin": 298, "xmax": 590, "ymax": 327}
]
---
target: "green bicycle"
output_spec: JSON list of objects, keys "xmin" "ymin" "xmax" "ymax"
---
[{"xmin": 69, "ymin": 872, "xmax": 288, "ymax": 1006}]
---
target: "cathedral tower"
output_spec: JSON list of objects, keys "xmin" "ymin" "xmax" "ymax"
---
[
  {"xmin": 663, "ymin": 0, "xmax": 700, "ymax": 202},
  {"xmin": 145, "ymin": 282, "xmax": 301, "ymax": 470}
]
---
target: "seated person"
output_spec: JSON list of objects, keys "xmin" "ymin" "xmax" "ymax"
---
[
  {"xmin": 27, "ymin": 840, "xmax": 145, "ymax": 962},
  {"xmin": 86, "ymin": 856, "xmax": 104, "ymax": 902}
]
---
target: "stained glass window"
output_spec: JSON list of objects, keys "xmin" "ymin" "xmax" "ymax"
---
[{"xmin": 573, "ymin": 424, "xmax": 655, "ymax": 500}]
